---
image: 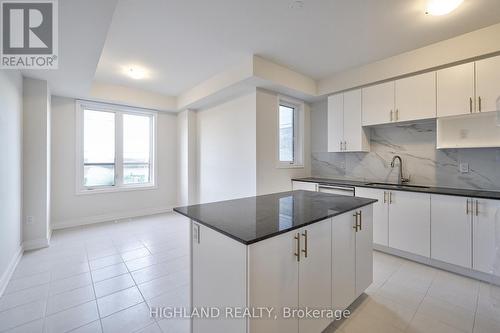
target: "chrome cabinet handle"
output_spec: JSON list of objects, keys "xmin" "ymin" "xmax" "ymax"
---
[
  {"xmin": 390, "ymin": 110, "xmax": 393, "ymax": 122},
  {"xmin": 359, "ymin": 211, "xmax": 362, "ymax": 231},
  {"xmin": 343, "ymin": 141, "xmax": 347, "ymax": 151},
  {"xmin": 383, "ymin": 191, "xmax": 387, "ymax": 204},
  {"xmin": 389, "ymin": 192, "xmax": 393, "ymax": 204},
  {"xmin": 470, "ymin": 97, "xmax": 473, "ymax": 113},
  {"xmin": 353, "ymin": 213, "xmax": 359, "ymax": 232},
  {"xmin": 395, "ymin": 109, "xmax": 399, "ymax": 121},
  {"xmin": 294, "ymin": 233, "xmax": 300, "ymax": 262},
  {"xmin": 478, "ymin": 96, "xmax": 482, "ymax": 112},
  {"xmin": 475, "ymin": 200, "xmax": 479, "ymax": 216},
  {"xmin": 301, "ymin": 230, "xmax": 308, "ymax": 258},
  {"xmin": 466, "ymin": 198, "xmax": 470, "ymax": 215}
]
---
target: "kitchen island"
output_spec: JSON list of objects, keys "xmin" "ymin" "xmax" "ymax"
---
[{"xmin": 174, "ymin": 190, "xmax": 377, "ymax": 333}]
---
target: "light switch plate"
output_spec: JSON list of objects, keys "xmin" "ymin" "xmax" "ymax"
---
[{"xmin": 459, "ymin": 163, "xmax": 469, "ymax": 173}]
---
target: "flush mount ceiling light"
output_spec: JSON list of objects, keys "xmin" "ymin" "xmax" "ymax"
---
[
  {"xmin": 426, "ymin": 0, "xmax": 464, "ymax": 16},
  {"xmin": 124, "ymin": 66, "xmax": 148, "ymax": 80}
]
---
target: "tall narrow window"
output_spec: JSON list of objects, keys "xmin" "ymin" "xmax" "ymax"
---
[
  {"xmin": 279, "ymin": 105, "xmax": 295, "ymax": 163},
  {"xmin": 77, "ymin": 101, "xmax": 156, "ymax": 193},
  {"xmin": 277, "ymin": 97, "xmax": 304, "ymax": 168},
  {"xmin": 123, "ymin": 114, "xmax": 152, "ymax": 185},
  {"xmin": 83, "ymin": 110, "xmax": 115, "ymax": 187}
]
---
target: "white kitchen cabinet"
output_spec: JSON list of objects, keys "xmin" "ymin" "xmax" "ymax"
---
[
  {"xmin": 192, "ymin": 223, "xmax": 247, "ymax": 333},
  {"xmin": 430, "ymin": 195, "xmax": 472, "ymax": 268},
  {"xmin": 395, "ymin": 72, "xmax": 436, "ymax": 122},
  {"xmin": 248, "ymin": 228, "xmax": 300, "ymax": 333},
  {"xmin": 362, "ymin": 81, "xmax": 395, "ymax": 126},
  {"xmin": 292, "ymin": 180, "xmax": 318, "ymax": 192},
  {"xmin": 249, "ymin": 218, "xmax": 332, "ymax": 333},
  {"xmin": 473, "ymin": 198, "xmax": 500, "ymax": 275},
  {"xmin": 355, "ymin": 187, "xmax": 389, "ymax": 246},
  {"xmin": 437, "ymin": 62, "xmax": 475, "ymax": 117},
  {"xmin": 476, "ymin": 55, "xmax": 500, "ymax": 113},
  {"xmin": 327, "ymin": 94, "xmax": 344, "ymax": 152},
  {"xmin": 388, "ymin": 190, "xmax": 431, "ymax": 257},
  {"xmin": 298, "ymin": 219, "xmax": 332, "ymax": 333},
  {"xmin": 332, "ymin": 206, "xmax": 373, "ymax": 311},
  {"xmin": 355, "ymin": 206, "xmax": 373, "ymax": 297},
  {"xmin": 328, "ymin": 90, "xmax": 370, "ymax": 152}
]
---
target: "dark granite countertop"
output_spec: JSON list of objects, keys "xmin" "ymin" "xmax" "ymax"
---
[
  {"xmin": 292, "ymin": 177, "xmax": 500, "ymax": 200},
  {"xmin": 173, "ymin": 190, "xmax": 377, "ymax": 245}
]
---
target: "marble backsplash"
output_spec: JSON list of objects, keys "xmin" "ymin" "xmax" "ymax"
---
[{"xmin": 312, "ymin": 121, "xmax": 500, "ymax": 191}]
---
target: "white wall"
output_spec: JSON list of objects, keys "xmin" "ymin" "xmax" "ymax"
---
[
  {"xmin": 177, "ymin": 109, "xmax": 197, "ymax": 206},
  {"xmin": 196, "ymin": 92, "xmax": 257, "ymax": 203},
  {"xmin": 256, "ymin": 89, "xmax": 311, "ymax": 195},
  {"xmin": 0, "ymin": 70, "xmax": 23, "ymax": 294},
  {"xmin": 23, "ymin": 78, "xmax": 51, "ymax": 249},
  {"xmin": 50, "ymin": 96, "xmax": 178, "ymax": 229}
]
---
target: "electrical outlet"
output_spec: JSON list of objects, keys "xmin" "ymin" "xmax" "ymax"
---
[
  {"xmin": 26, "ymin": 216, "xmax": 34, "ymax": 225},
  {"xmin": 459, "ymin": 163, "xmax": 469, "ymax": 174}
]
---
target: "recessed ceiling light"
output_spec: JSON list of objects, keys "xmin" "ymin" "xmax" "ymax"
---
[
  {"xmin": 426, "ymin": 0, "xmax": 464, "ymax": 16},
  {"xmin": 124, "ymin": 66, "xmax": 148, "ymax": 80},
  {"xmin": 290, "ymin": 0, "xmax": 304, "ymax": 9}
]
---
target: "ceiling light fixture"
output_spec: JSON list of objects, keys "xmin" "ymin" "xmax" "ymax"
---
[
  {"xmin": 124, "ymin": 66, "xmax": 148, "ymax": 80},
  {"xmin": 426, "ymin": 0, "xmax": 464, "ymax": 16}
]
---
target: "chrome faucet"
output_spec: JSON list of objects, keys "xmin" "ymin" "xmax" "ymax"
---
[{"xmin": 391, "ymin": 155, "xmax": 410, "ymax": 185}]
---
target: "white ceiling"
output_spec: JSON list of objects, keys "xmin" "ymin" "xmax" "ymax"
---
[
  {"xmin": 22, "ymin": 0, "xmax": 117, "ymax": 98},
  {"xmin": 94, "ymin": 0, "xmax": 500, "ymax": 96}
]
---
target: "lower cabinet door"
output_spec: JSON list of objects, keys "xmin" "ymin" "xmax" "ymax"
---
[
  {"xmin": 388, "ymin": 191, "xmax": 431, "ymax": 257},
  {"xmin": 431, "ymin": 195, "xmax": 472, "ymax": 268},
  {"xmin": 298, "ymin": 219, "xmax": 332, "ymax": 333},
  {"xmin": 356, "ymin": 206, "xmax": 373, "ymax": 298},
  {"xmin": 356, "ymin": 187, "xmax": 388, "ymax": 246},
  {"xmin": 248, "ymin": 231, "xmax": 299, "ymax": 333},
  {"xmin": 192, "ymin": 223, "xmax": 247, "ymax": 333},
  {"xmin": 473, "ymin": 198, "xmax": 500, "ymax": 274},
  {"xmin": 332, "ymin": 212, "xmax": 356, "ymax": 311}
]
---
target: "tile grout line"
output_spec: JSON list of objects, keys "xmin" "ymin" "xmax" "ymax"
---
[{"xmin": 85, "ymin": 239, "xmax": 105, "ymax": 333}]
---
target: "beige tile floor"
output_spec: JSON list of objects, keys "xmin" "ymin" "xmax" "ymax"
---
[{"xmin": 1, "ymin": 212, "xmax": 499, "ymax": 333}]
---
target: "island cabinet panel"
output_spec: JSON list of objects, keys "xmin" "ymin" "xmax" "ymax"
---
[
  {"xmin": 248, "ymin": 230, "xmax": 299, "ymax": 333},
  {"xmin": 331, "ymin": 212, "xmax": 356, "ymax": 311},
  {"xmin": 355, "ymin": 206, "xmax": 373, "ymax": 298},
  {"xmin": 248, "ymin": 218, "xmax": 332, "ymax": 333},
  {"xmin": 332, "ymin": 206, "xmax": 373, "ymax": 311},
  {"xmin": 292, "ymin": 180, "xmax": 318, "ymax": 192},
  {"xmin": 298, "ymin": 219, "xmax": 332, "ymax": 333},
  {"xmin": 191, "ymin": 222, "xmax": 247, "ymax": 333}
]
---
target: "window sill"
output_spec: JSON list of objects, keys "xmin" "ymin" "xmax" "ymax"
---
[
  {"xmin": 75, "ymin": 183, "xmax": 157, "ymax": 196},
  {"xmin": 276, "ymin": 164, "xmax": 305, "ymax": 169}
]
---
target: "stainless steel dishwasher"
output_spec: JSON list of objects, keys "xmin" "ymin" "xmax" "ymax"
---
[{"xmin": 317, "ymin": 184, "xmax": 355, "ymax": 196}]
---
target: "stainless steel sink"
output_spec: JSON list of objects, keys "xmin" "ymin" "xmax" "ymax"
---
[{"xmin": 365, "ymin": 182, "xmax": 430, "ymax": 190}]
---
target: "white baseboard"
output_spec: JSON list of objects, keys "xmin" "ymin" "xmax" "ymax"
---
[
  {"xmin": 374, "ymin": 244, "xmax": 498, "ymax": 285},
  {"xmin": 23, "ymin": 236, "xmax": 51, "ymax": 251},
  {"xmin": 0, "ymin": 246, "xmax": 23, "ymax": 297},
  {"xmin": 51, "ymin": 206, "xmax": 174, "ymax": 230}
]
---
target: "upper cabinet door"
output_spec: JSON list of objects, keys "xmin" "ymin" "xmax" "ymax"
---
[
  {"xmin": 437, "ymin": 62, "xmax": 475, "ymax": 117},
  {"xmin": 476, "ymin": 55, "xmax": 500, "ymax": 113},
  {"xmin": 343, "ymin": 89, "xmax": 369, "ymax": 152},
  {"xmin": 362, "ymin": 81, "xmax": 395, "ymax": 126},
  {"xmin": 395, "ymin": 72, "xmax": 436, "ymax": 122},
  {"xmin": 327, "ymin": 94, "xmax": 344, "ymax": 152}
]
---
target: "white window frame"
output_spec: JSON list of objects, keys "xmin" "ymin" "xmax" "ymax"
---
[
  {"xmin": 276, "ymin": 95, "xmax": 305, "ymax": 168},
  {"xmin": 75, "ymin": 100, "xmax": 158, "ymax": 195}
]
